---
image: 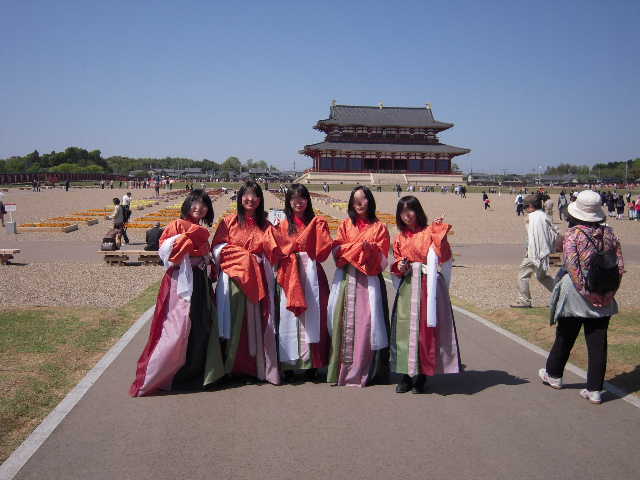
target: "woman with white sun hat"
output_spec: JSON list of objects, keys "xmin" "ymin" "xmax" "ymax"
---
[{"xmin": 539, "ymin": 190, "xmax": 624, "ymax": 405}]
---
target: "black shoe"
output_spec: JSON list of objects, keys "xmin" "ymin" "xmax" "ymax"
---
[
  {"xmin": 283, "ymin": 370, "xmax": 296, "ymax": 384},
  {"xmin": 304, "ymin": 368, "xmax": 318, "ymax": 382},
  {"xmin": 395, "ymin": 374, "xmax": 412, "ymax": 393},
  {"xmin": 412, "ymin": 374, "xmax": 428, "ymax": 394}
]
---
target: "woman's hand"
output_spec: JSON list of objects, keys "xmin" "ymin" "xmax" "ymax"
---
[{"xmin": 398, "ymin": 257, "xmax": 411, "ymax": 274}]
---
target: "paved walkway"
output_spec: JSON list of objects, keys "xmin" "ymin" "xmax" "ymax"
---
[{"xmin": 7, "ymin": 268, "xmax": 640, "ymax": 480}]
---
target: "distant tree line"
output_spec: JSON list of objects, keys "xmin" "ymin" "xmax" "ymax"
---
[
  {"xmin": 0, "ymin": 147, "xmax": 279, "ymax": 176},
  {"xmin": 544, "ymin": 159, "xmax": 640, "ymax": 182}
]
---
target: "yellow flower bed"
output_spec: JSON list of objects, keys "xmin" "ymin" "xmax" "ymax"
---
[{"xmin": 71, "ymin": 211, "xmax": 106, "ymax": 216}]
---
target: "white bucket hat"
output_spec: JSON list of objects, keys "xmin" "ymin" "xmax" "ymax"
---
[{"xmin": 567, "ymin": 190, "xmax": 605, "ymax": 223}]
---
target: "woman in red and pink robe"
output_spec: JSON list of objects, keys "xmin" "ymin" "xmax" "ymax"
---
[
  {"xmin": 130, "ymin": 190, "xmax": 224, "ymax": 396},
  {"xmin": 327, "ymin": 186, "xmax": 391, "ymax": 387},
  {"xmin": 276, "ymin": 184, "xmax": 333, "ymax": 381}
]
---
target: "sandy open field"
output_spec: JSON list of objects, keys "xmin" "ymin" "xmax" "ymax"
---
[
  {"xmin": 1, "ymin": 186, "xmax": 638, "ymax": 311},
  {"xmin": 0, "ymin": 187, "xmax": 233, "ymax": 308}
]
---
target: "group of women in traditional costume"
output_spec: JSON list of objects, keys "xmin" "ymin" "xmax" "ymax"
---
[{"xmin": 130, "ymin": 181, "xmax": 461, "ymax": 397}]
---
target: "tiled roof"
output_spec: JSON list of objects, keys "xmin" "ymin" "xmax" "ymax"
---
[
  {"xmin": 316, "ymin": 105, "xmax": 453, "ymax": 129},
  {"xmin": 302, "ymin": 141, "xmax": 470, "ymax": 155}
]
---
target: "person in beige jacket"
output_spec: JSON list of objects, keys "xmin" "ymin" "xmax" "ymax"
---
[{"xmin": 511, "ymin": 194, "xmax": 559, "ymax": 308}]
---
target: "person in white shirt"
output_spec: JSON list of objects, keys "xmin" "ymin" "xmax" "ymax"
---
[
  {"xmin": 120, "ymin": 192, "xmax": 132, "ymax": 244},
  {"xmin": 511, "ymin": 194, "xmax": 558, "ymax": 308}
]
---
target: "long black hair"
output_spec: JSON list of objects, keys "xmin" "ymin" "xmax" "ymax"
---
[
  {"xmin": 284, "ymin": 183, "xmax": 315, "ymax": 234},
  {"xmin": 180, "ymin": 189, "xmax": 214, "ymax": 226},
  {"xmin": 395, "ymin": 195, "xmax": 428, "ymax": 232},
  {"xmin": 347, "ymin": 185, "xmax": 378, "ymax": 225},
  {"xmin": 237, "ymin": 180, "xmax": 267, "ymax": 229}
]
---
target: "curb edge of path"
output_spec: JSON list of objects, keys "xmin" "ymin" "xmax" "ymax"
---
[
  {"xmin": 0, "ymin": 306, "xmax": 155, "ymax": 480},
  {"xmin": 2, "ymin": 282, "xmax": 639, "ymax": 479},
  {"xmin": 380, "ymin": 277, "xmax": 640, "ymax": 410}
]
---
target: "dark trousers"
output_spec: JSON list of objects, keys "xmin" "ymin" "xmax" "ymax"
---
[{"xmin": 546, "ymin": 316, "xmax": 610, "ymax": 391}]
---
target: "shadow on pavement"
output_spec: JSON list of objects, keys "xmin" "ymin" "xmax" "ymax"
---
[{"xmin": 428, "ymin": 368, "xmax": 529, "ymax": 396}]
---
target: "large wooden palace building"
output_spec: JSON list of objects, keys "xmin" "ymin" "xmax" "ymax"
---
[{"xmin": 297, "ymin": 103, "xmax": 469, "ymax": 185}]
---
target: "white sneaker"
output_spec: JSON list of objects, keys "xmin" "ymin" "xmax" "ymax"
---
[
  {"xmin": 580, "ymin": 389, "xmax": 603, "ymax": 404},
  {"xmin": 538, "ymin": 368, "xmax": 562, "ymax": 389}
]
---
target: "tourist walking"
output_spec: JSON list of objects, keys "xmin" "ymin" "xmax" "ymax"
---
[
  {"xmin": 210, "ymin": 180, "xmax": 286, "ymax": 385},
  {"xmin": 539, "ymin": 190, "xmax": 623, "ymax": 404},
  {"xmin": 390, "ymin": 196, "xmax": 461, "ymax": 394},
  {"xmin": 121, "ymin": 192, "xmax": 132, "ymax": 244},
  {"xmin": 510, "ymin": 195, "xmax": 558, "ymax": 308},
  {"xmin": 544, "ymin": 197, "xmax": 554, "ymax": 222},
  {"xmin": 130, "ymin": 189, "xmax": 222, "ymax": 396},
  {"xmin": 65, "ymin": 180, "xmax": 70, "ymax": 192},
  {"xmin": 0, "ymin": 194, "xmax": 6, "ymax": 227},
  {"xmin": 107, "ymin": 198, "xmax": 126, "ymax": 248},
  {"xmin": 276, "ymin": 184, "xmax": 333, "ymax": 382},
  {"xmin": 606, "ymin": 192, "xmax": 615, "ymax": 217},
  {"xmin": 615, "ymin": 195, "xmax": 625, "ymax": 220},
  {"xmin": 515, "ymin": 192, "xmax": 524, "ymax": 216},
  {"xmin": 327, "ymin": 186, "xmax": 391, "ymax": 387},
  {"xmin": 558, "ymin": 191, "xmax": 569, "ymax": 221},
  {"xmin": 482, "ymin": 191, "xmax": 490, "ymax": 210}
]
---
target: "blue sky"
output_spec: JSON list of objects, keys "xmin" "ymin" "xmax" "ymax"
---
[{"xmin": 1, "ymin": 0, "xmax": 638, "ymax": 173}]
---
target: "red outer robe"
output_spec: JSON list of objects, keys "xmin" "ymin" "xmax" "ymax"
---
[
  {"xmin": 334, "ymin": 218, "xmax": 390, "ymax": 274},
  {"xmin": 129, "ymin": 218, "xmax": 211, "ymax": 397},
  {"xmin": 390, "ymin": 222, "xmax": 452, "ymax": 276},
  {"xmin": 277, "ymin": 216, "xmax": 334, "ymax": 367}
]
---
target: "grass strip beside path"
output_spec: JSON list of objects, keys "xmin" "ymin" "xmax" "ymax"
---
[
  {"xmin": 451, "ymin": 296, "xmax": 640, "ymax": 396},
  {"xmin": 0, "ymin": 281, "xmax": 160, "ymax": 463}
]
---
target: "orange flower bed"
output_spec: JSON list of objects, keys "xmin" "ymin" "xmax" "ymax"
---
[
  {"xmin": 20, "ymin": 222, "xmax": 74, "ymax": 227},
  {"xmin": 127, "ymin": 223, "xmax": 168, "ymax": 229},
  {"xmin": 49, "ymin": 216, "xmax": 98, "ymax": 222}
]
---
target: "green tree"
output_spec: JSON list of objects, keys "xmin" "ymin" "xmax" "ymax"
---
[{"xmin": 221, "ymin": 156, "xmax": 242, "ymax": 171}]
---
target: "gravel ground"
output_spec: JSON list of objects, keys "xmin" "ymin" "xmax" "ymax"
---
[
  {"xmin": 1, "ymin": 187, "xmax": 636, "ymax": 311},
  {"xmin": 0, "ymin": 191, "xmax": 233, "ymax": 309},
  {"xmin": 320, "ymin": 191, "xmax": 640, "ymax": 246},
  {"xmin": 449, "ymin": 264, "xmax": 640, "ymax": 312},
  {"xmin": 0, "ymin": 262, "xmax": 164, "ymax": 308}
]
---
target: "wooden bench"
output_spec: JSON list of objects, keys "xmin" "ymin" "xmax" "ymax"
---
[
  {"xmin": 549, "ymin": 252, "xmax": 563, "ymax": 266},
  {"xmin": 0, "ymin": 249, "xmax": 20, "ymax": 265},
  {"xmin": 97, "ymin": 250, "xmax": 161, "ymax": 266}
]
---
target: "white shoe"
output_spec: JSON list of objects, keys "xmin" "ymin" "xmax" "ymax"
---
[
  {"xmin": 538, "ymin": 368, "xmax": 562, "ymax": 389},
  {"xmin": 580, "ymin": 389, "xmax": 602, "ymax": 404}
]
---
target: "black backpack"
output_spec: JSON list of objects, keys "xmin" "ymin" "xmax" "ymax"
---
[{"xmin": 578, "ymin": 228, "xmax": 621, "ymax": 294}]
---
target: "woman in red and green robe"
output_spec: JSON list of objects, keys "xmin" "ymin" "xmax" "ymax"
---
[
  {"xmin": 209, "ymin": 181, "xmax": 297, "ymax": 385},
  {"xmin": 276, "ymin": 184, "xmax": 333, "ymax": 380},
  {"xmin": 130, "ymin": 190, "xmax": 224, "ymax": 396},
  {"xmin": 390, "ymin": 195, "xmax": 461, "ymax": 394},
  {"xmin": 327, "ymin": 186, "xmax": 391, "ymax": 387}
]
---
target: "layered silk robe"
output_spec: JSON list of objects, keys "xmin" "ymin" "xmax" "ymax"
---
[
  {"xmin": 390, "ymin": 223, "xmax": 461, "ymax": 377},
  {"xmin": 327, "ymin": 218, "xmax": 391, "ymax": 386},
  {"xmin": 276, "ymin": 216, "xmax": 333, "ymax": 370},
  {"xmin": 130, "ymin": 219, "xmax": 223, "ymax": 397},
  {"xmin": 210, "ymin": 214, "xmax": 287, "ymax": 384}
]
